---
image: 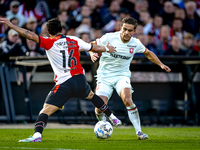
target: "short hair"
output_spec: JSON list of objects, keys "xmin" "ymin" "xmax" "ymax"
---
[
  {"xmin": 183, "ymin": 32, "xmax": 194, "ymax": 39},
  {"xmin": 185, "ymin": 1, "xmax": 196, "ymax": 9},
  {"xmin": 122, "ymin": 17, "xmax": 138, "ymax": 30},
  {"xmin": 46, "ymin": 18, "xmax": 62, "ymax": 35}
]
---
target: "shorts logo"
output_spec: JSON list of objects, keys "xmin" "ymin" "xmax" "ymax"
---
[{"xmin": 129, "ymin": 48, "xmax": 134, "ymax": 54}]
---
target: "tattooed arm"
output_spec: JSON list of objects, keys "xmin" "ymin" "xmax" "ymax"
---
[{"xmin": 0, "ymin": 18, "xmax": 39, "ymax": 43}]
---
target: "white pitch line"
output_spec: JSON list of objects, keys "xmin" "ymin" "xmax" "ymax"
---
[{"xmin": 0, "ymin": 147, "xmax": 85, "ymax": 150}]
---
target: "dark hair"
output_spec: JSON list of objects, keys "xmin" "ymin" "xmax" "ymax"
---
[
  {"xmin": 46, "ymin": 18, "xmax": 62, "ymax": 35},
  {"xmin": 122, "ymin": 17, "xmax": 138, "ymax": 30}
]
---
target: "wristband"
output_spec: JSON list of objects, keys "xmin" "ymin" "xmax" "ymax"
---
[{"xmin": 105, "ymin": 46, "xmax": 109, "ymax": 52}]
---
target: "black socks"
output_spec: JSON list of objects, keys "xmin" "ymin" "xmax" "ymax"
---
[
  {"xmin": 34, "ymin": 113, "xmax": 48, "ymax": 134},
  {"xmin": 89, "ymin": 94, "xmax": 111, "ymax": 116}
]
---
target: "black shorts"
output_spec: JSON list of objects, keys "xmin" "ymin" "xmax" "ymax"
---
[{"xmin": 45, "ymin": 74, "xmax": 91, "ymax": 108}]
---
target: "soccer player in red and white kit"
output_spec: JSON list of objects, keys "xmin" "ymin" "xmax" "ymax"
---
[{"xmin": 0, "ymin": 17, "xmax": 122, "ymax": 142}]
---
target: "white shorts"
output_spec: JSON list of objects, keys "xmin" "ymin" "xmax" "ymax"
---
[{"xmin": 95, "ymin": 76, "xmax": 133, "ymax": 99}]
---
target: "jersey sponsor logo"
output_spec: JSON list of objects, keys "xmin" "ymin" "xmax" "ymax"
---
[
  {"xmin": 129, "ymin": 48, "xmax": 134, "ymax": 54},
  {"xmin": 110, "ymin": 53, "xmax": 131, "ymax": 60},
  {"xmin": 127, "ymin": 45, "xmax": 136, "ymax": 47},
  {"xmin": 56, "ymin": 41, "xmax": 76, "ymax": 47}
]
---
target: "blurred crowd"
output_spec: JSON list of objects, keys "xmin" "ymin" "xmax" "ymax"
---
[{"xmin": 0, "ymin": 0, "xmax": 200, "ymax": 61}]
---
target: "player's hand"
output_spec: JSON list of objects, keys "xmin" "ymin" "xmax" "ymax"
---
[
  {"xmin": 161, "ymin": 64, "xmax": 171, "ymax": 72},
  {"xmin": 106, "ymin": 42, "xmax": 116, "ymax": 53},
  {"xmin": 89, "ymin": 51, "xmax": 99, "ymax": 62},
  {"xmin": 0, "ymin": 18, "xmax": 13, "ymax": 28}
]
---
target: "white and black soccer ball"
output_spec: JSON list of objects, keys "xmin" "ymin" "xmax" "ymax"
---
[{"xmin": 94, "ymin": 121, "xmax": 113, "ymax": 139}]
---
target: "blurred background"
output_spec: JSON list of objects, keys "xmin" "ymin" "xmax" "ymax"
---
[{"xmin": 0, "ymin": 0, "xmax": 200, "ymax": 126}]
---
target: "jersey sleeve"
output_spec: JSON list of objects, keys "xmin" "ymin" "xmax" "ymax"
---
[
  {"xmin": 70, "ymin": 36, "xmax": 92, "ymax": 51},
  {"xmin": 135, "ymin": 39, "xmax": 146, "ymax": 53},
  {"xmin": 96, "ymin": 34, "xmax": 108, "ymax": 46},
  {"xmin": 39, "ymin": 36, "xmax": 54, "ymax": 50}
]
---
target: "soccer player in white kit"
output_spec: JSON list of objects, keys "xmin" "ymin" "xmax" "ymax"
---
[
  {"xmin": 90, "ymin": 17, "xmax": 171, "ymax": 140},
  {"xmin": 0, "ymin": 17, "xmax": 122, "ymax": 142}
]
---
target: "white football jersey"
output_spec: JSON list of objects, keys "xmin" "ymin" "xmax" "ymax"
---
[
  {"xmin": 96, "ymin": 31, "xmax": 146, "ymax": 79},
  {"xmin": 39, "ymin": 35, "xmax": 92, "ymax": 85}
]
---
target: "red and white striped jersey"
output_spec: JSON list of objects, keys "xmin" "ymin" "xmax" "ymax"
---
[{"xmin": 39, "ymin": 34, "xmax": 92, "ymax": 85}]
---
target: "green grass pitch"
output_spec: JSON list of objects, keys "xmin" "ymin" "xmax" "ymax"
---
[{"xmin": 0, "ymin": 127, "xmax": 200, "ymax": 150}]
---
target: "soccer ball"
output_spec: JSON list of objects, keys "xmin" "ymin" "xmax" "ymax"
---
[{"xmin": 94, "ymin": 121, "xmax": 113, "ymax": 139}]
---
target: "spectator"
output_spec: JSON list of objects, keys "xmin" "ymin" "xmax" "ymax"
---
[
  {"xmin": 103, "ymin": 18, "xmax": 122, "ymax": 33},
  {"xmin": 93, "ymin": 28, "xmax": 103, "ymax": 40},
  {"xmin": 103, "ymin": 8, "xmax": 130, "ymax": 33},
  {"xmin": 160, "ymin": 1, "xmax": 175, "ymax": 26},
  {"xmin": 58, "ymin": 0, "xmax": 69, "ymax": 11},
  {"xmin": 102, "ymin": 0, "xmax": 120, "ymax": 25},
  {"xmin": 10, "ymin": 17, "xmax": 19, "ymax": 27},
  {"xmin": 80, "ymin": 32, "xmax": 91, "ymax": 56},
  {"xmin": 95, "ymin": 0, "xmax": 108, "ymax": 17},
  {"xmin": 183, "ymin": 1, "xmax": 200, "ymax": 35},
  {"xmin": 135, "ymin": 23, "xmax": 144, "ymax": 37},
  {"xmin": 40, "ymin": 22, "xmax": 49, "ymax": 37},
  {"xmin": 75, "ymin": 5, "xmax": 92, "ymax": 25},
  {"xmin": 156, "ymin": 25, "xmax": 171, "ymax": 55},
  {"xmin": 150, "ymin": 14, "xmax": 163, "ymax": 44},
  {"xmin": 85, "ymin": 0, "xmax": 104, "ymax": 28},
  {"xmin": 61, "ymin": 22, "xmax": 68, "ymax": 35},
  {"xmin": 0, "ymin": 29, "xmax": 26, "ymax": 61},
  {"xmin": 170, "ymin": 18, "xmax": 186, "ymax": 41},
  {"xmin": 130, "ymin": 0, "xmax": 143, "ymax": 21},
  {"xmin": 66, "ymin": 27, "xmax": 76, "ymax": 36},
  {"xmin": 164, "ymin": 35, "xmax": 186, "ymax": 56},
  {"xmin": 57, "ymin": 10, "xmax": 69, "ymax": 25},
  {"xmin": 24, "ymin": 17, "xmax": 39, "ymax": 34},
  {"xmin": 6, "ymin": 0, "xmax": 25, "ymax": 27},
  {"xmin": 174, "ymin": 8, "xmax": 186, "ymax": 21},
  {"xmin": 147, "ymin": 31, "xmax": 158, "ymax": 55},
  {"xmin": 75, "ymin": 17, "xmax": 94, "ymax": 39},
  {"xmin": 148, "ymin": 0, "xmax": 164, "ymax": 17},
  {"xmin": 192, "ymin": 33, "xmax": 200, "ymax": 55},
  {"xmin": 24, "ymin": 39, "xmax": 45, "ymax": 57},
  {"xmin": 180, "ymin": 32, "xmax": 196, "ymax": 55},
  {"xmin": 67, "ymin": 0, "xmax": 81, "ymax": 28},
  {"xmin": 119, "ymin": 8, "xmax": 131, "ymax": 20},
  {"xmin": 139, "ymin": 10, "xmax": 153, "ymax": 35}
]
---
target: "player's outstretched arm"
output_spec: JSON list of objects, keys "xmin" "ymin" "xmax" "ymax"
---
[
  {"xmin": 91, "ymin": 42, "xmax": 116, "ymax": 53},
  {"xmin": 144, "ymin": 49, "xmax": 171, "ymax": 72},
  {"xmin": 0, "ymin": 18, "xmax": 39, "ymax": 43}
]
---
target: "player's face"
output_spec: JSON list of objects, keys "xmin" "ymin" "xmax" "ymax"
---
[{"xmin": 120, "ymin": 23, "xmax": 135, "ymax": 43}]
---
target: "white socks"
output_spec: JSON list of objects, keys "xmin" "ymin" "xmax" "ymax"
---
[
  {"xmin": 126, "ymin": 104, "xmax": 141, "ymax": 132},
  {"xmin": 33, "ymin": 132, "xmax": 42, "ymax": 138},
  {"xmin": 108, "ymin": 113, "xmax": 116, "ymax": 120}
]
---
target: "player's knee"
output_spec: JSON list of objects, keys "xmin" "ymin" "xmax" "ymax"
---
[
  {"xmin": 95, "ymin": 107, "xmax": 102, "ymax": 113},
  {"xmin": 39, "ymin": 104, "xmax": 59, "ymax": 116},
  {"xmin": 123, "ymin": 98, "xmax": 133, "ymax": 107}
]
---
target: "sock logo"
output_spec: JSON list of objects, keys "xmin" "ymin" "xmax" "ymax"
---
[{"xmin": 100, "ymin": 104, "xmax": 107, "ymax": 111}]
